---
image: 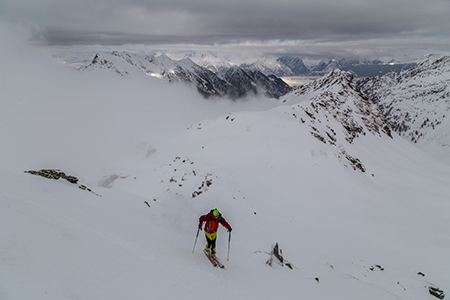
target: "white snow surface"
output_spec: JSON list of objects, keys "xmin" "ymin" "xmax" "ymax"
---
[{"xmin": 1, "ymin": 26, "xmax": 449, "ymax": 300}]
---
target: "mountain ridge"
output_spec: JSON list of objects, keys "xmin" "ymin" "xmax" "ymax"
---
[
  {"xmin": 277, "ymin": 69, "xmax": 392, "ymax": 172},
  {"xmin": 358, "ymin": 55, "xmax": 450, "ymax": 161}
]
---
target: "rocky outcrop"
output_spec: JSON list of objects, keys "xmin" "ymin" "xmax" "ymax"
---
[
  {"xmin": 25, "ymin": 169, "xmax": 79, "ymax": 184},
  {"xmin": 25, "ymin": 169, "xmax": 99, "ymax": 196},
  {"xmin": 429, "ymin": 286, "xmax": 445, "ymax": 299},
  {"xmin": 264, "ymin": 243, "xmax": 295, "ymax": 270}
]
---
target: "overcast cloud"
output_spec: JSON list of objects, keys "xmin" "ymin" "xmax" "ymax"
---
[{"xmin": 1, "ymin": 0, "xmax": 450, "ymax": 60}]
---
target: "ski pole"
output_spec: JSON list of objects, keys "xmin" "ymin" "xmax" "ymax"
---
[
  {"xmin": 227, "ymin": 231, "xmax": 231, "ymax": 261},
  {"xmin": 192, "ymin": 227, "xmax": 200, "ymax": 254}
]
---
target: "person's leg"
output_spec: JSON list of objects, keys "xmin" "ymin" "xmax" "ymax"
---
[
  {"xmin": 211, "ymin": 237, "xmax": 217, "ymax": 255},
  {"xmin": 205, "ymin": 233, "xmax": 213, "ymax": 253},
  {"xmin": 204, "ymin": 232, "xmax": 218, "ymax": 255}
]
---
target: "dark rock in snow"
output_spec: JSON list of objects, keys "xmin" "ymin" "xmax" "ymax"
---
[
  {"xmin": 25, "ymin": 169, "xmax": 100, "ymax": 196},
  {"xmin": 25, "ymin": 169, "xmax": 79, "ymax": 184},
  {"xmin": 429, "ymin": 286, "xmax": 445, "ymax": 299},
  {"xmin": 265, "ymin": 242, "xmax": 294, "ymax": 270}
]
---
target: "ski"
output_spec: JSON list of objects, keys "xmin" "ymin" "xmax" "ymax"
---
[
  {"xmin": 203, "ymin": 249, "xmax": 225, "ymax": 268},
  {"xmin": 212, "ymin": 256, "xmax": 225, "ymax": 269},
  {"xmin": 204, "ymin": 249, "xmax": 218, "ymax": 267}
]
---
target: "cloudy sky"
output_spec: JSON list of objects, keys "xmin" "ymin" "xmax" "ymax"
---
[{"xmin": 2, "ymin": 0, "xmax": 450, "ymax": 60}]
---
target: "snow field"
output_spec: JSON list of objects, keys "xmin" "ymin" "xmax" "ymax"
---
[{"xmin": 1, "ymin": 27, "xmax": 449, "ymax": 300}]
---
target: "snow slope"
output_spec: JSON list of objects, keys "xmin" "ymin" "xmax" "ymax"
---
[
  {"xmin": 1, "ymin": 102, "xmax": 449, "ymax": 299},
  {"xmin": 1, "ymin": 26, "xmax": 449, "ymax": 300}
]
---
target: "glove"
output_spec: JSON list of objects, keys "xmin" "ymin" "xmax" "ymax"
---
[
  {"xmin": 198, "ymin": 224, "xmax": 202, "ymax": 230},
  {"xmin": 228, "ymin": 227, "xmax": 232, "ymax": 232}
]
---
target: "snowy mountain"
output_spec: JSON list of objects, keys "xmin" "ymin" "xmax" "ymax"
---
[
  {"xmin": 276, "ymin": 56, "xmax": 310, "ymax": 75},
  {"xmin": 278, "ymin": 69, "xmax": 392, "ymax": 172},
  {"xmin": 80, "ymin": 51, "xmax": 292, "ymax": 99},
  {"xmin": 239, "ymin": 57, "xmax": 297, "ymax": 77},
  {"xmin": 2, "ymin": 34, "xmax": 449, "ymax": 300},
  {"xmin": 358, "ymin": 56, "xmax": 450, "ymax": 161}
]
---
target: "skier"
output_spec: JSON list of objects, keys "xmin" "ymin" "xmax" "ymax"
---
[{"xmin": 198, "ymin": 209, "xmax": 232, "ymax": 258}]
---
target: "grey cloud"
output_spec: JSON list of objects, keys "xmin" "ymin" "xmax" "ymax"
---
[{"xmin": 2, "ymin": 0, "xmax": 450, "ymax": 59}]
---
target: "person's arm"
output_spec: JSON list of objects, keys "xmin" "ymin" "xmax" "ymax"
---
[
  {"xmin": 220, "ymin": 217, "xmax": 232, "ymax": 231},
  {"xmin": 199, "ymin": 214, "xmax": 206, "ymax": 228},
  {"xmin": 199, "ymin": 213, "xmax": 210, "ymax": 228}
]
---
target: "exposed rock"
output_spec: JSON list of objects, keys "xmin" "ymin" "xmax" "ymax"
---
[
  {"xmin": 25, "ymin": 169, "xmax": 100, "ymax": 196},
  {"xmin": 265, "ymin": 242, "xmax": 294, "ymax": 270},
  {"xmin": 25, "ymin": 169, "xmax": 79, "ymax": 184},
  {"xmin": 429, "ymin": 286, "xmax": 445, "ymax": 299}
]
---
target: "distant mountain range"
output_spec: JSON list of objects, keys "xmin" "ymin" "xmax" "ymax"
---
[
  {"xmin": 77, "ymin": 50, "xmax": 425, "ymax": 83},
  {"xmin": 80, "ymin": 51, "xmax": 292, "ymax": 99},
  {"xmin": 160, "ymin": 51, "xmax": 418, "ymax": 78},
  {"xmin": 244, "ymin": 56, "xmax": 416, "ymax": 78}
]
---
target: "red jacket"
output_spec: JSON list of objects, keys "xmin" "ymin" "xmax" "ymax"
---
[{"xmin": 199, "ymin": 211, "xmax": 231, "ymax": 234}]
